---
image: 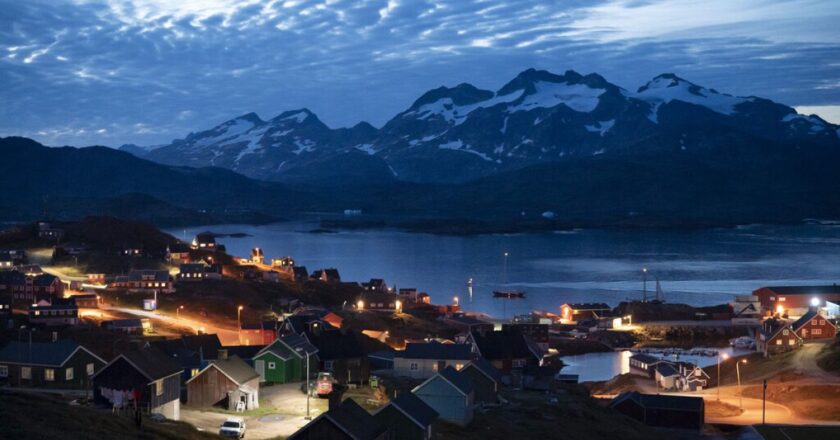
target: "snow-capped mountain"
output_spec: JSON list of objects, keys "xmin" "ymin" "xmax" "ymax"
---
[{"xmin": 140, "ymin": 69, "xmax": 840, "ymax": 184}]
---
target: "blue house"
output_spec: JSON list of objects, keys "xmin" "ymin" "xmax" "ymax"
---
[{"xmin": 412, "ymin": 366, "xmax": 474, "ymax": 427}]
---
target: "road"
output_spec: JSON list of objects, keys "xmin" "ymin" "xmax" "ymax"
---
[
  {"xmin": 699, "ymin": 384, "xmax": 840, "ymax": 426},
  {"xmin": 105, "ymin": 306, "xmax": 241, "ymax": 345}
]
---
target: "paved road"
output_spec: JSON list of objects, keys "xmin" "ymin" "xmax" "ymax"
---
[{"xmin": 106, "ymin": 306, "xmax": 240, "ymax": 345}]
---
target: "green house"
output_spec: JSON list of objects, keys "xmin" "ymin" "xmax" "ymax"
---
[{"xmin": 253, "ymin": 334, "xmax": 318, "ymax": 384}]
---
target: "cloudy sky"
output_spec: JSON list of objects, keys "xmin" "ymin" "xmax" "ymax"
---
[{"xmin": 2, "ymin": 0, "xmax": 839, "ymax": 147}]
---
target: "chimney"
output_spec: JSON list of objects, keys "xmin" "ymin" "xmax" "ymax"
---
[{"xmin": 217, "ymin": 349, "xmax": 228, "ymax": 360}]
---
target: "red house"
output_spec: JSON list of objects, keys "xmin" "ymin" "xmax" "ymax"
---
[
  {"xmin": 755, "ymin": 319, "xmax": 802, "ymax": 357},
  {"xmin": 752, "ymin": 285, "xmax": 840, "ymax": 316},
  {"xmin": 791, "ymin": 311, "xmax": 836, "ymax": 341}
]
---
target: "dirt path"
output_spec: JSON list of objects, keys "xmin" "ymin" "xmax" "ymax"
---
[{"xmin": 790, "ymin": 341, "xmax": 837, "ymax": 382}]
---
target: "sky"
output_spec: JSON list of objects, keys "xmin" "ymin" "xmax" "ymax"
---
[{"xmin": 1, "ymin": 0, "xmax": 839, "ymax": 147}]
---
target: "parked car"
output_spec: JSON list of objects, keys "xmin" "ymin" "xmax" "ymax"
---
[{"xmin": 219, "ymin": 417, "xmax": 246, "ymax": 438}]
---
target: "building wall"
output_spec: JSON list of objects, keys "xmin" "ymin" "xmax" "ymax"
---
[
  {"xmin": 795, "ymin": 316, "xmax": 837, "ymax": 340},
  {"xmin": 394, "ymin": 358, "xmax": 467, "ymax": 379},
  {"xmin": 255, "ymin": 353, "xmax": 304, "ymax": 384},
  {"xmin": 0, "ymin": 349, "xmax": 103, "ymax": 389},
  {"xmin": 93, "ymin": 359, "xmax": 180, "ymax": 419},
  {"xmin": 460, "ymin": 367, "xmax": 497, "ymax": 404},
  {"xmin": 414, "ymin": 376, "xmax": 473, "ymax": 426},
  {"xmin": 187, "ymin": 365, "xmax": 238, "ymax": 407}
]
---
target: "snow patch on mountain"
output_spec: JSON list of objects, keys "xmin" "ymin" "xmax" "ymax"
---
[
  {"xmin": 585, "ymin": 119, "xmax": 615, "ymax": 136},
  {"xmin": 635, "ymin": 75, "xmax": 748, "ymax": 121},
  {"xmin": 409, "ymin": 90, "xmax": 524, "ymax": 125},
  {"xmin": 355, "ymin": 143, "xmax": 375, "ymax": 155},
  {"xmin": 292, "ymin": 139, "xmax": 315, "ymax": 155},
  {"xmin": 281, "ymin": 111, "xmax": 310, "ymax": 123},
  {"xmin": 438, "ymin": 139, "xmax": 494, "ymax": 161},
  {"xmin": 508, "ymin": 81, "xmax": 605, "ymax": 113}
]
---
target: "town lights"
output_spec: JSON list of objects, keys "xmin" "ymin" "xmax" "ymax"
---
[
  {"xmin": 357, "ymin": 300, "xmax": 364, "ymax": 311},
  {"xmin": 453, "ymin": 296, "xmax": 459, "ymax": 306},
  {"xmin": 810, "ymin": 297, "xmax": 821, "ymax": 307},
  {"xmin": 395, "ymin": 300, "xmax": 402, "ymax": 314},
  {"xmin": 776, "ymin": 304, "xmax": 784, "ymax": 315}
]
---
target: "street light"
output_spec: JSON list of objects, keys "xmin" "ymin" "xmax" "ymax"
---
[
  {"xmin": 296, "ymin": 347, "xmax": 311, "ymax": 420},
  {"xmin": 357, "ymin": 300, "xmax": 364, "ymax": 311},
  {"xmin": 453, "ymin": 296, "xmax": 459, "ymax": 306},
  {"xmin": 237, "ymin": 305, "xmax": 244, "ymax": 327},
  {"xmin": 717, "ymin": 352, "xmax": 729, "ymax": 401},
  {"xmin": 736, "ymin": 359, "xmax": 747, "ymax": 410},
  {"xmin": 395, "ymin": 300, "xmax": 402, "ymax": 314},
  {"xmin": 642, "ymin": 268, "xmax": 648, "ymax": 302},
  {"xmin": 177, "ymin": 305, "xmax": 184, "ymax": 319}
]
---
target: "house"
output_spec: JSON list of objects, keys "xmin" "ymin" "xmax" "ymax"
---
[
  {"xmin": 358, "ymin": 292, "xmax": 398, "ymax": 312},
  {"xmin": 790, "ymin": 310, "xmax": 837, "ymax": 341},
  {"xmin": 251, "ymin": 247, "xmax": 264, "ymax": 264},
  {"xmin": 753, "ymin": 285, "xmax": 840, "ymax": 317},
  {"xmin": 655, "ymin": 363, "xmax": 680, "ymax": 390},
  {"xmin": 417, "ymin": 293, "xmax": 431, "ymax": 304},
  {"xmin": 28, "ymin": 298, "xmax": 79, "ymax": 326},
  {"xmin": 610, "ymin": 391, "xmax": 705, "ymax": 431},
  {"xmin": 166, "ymin": 243, "xmax": 192, "ymax": 265},
  {"xmin": 459, "ymin": 358, "xmax": 502, "ymax": 405},
  {"xmin": 72, "ymin": 293, "xmax": 99, "ymax": 308},
  {"xmin": 0, "ymin": 340, "xmax": 105, "ymax": 388},
  {"xmin": 149, "ymin": 334, "xmax": 223, "ymax": 382},
  {"xmin": 292, "ymin": 266, "xmax": 309, "ymax": 282},
  {"xmin": 280, "ymin": 314, "xmax": 336, "ymax": 336},
  {"xmin": 253, "ymin": 334, "xmax": 318, "ymax": 384},
  {"xmin": 412, "ymin": 366, "xmax": 474, "ymax": 427},
  {"xmin": 306, "ymin": 329, "xmax": 371, "ymax": 384},
  {"xmin": 37, "ymin": 222, "xmax": 64, "ymax": 240},
  {"xmin": 398, "ymin": 288, "xmax": 419, "ymax": 303},
  {"xmin": 465, "ymin": 329, "xmax": 543, "ymax": 375},
  {"xmin": 16, "ymin": 264, "xmax": 43, "ymax": 276},
  {"xmin": 263, "ymin": 270, "xmax": 282, "ymax": 283},
  {"xmin": 191, "ymin": 232, "xmax": 216, "ymax": 250},
  {"xmin": 0, "ymin": 271, "xmax": 64, "ymax": 307},
  {"xmin": 288, "ymin": 398, "xmax": 388, "ymax": 440},
  {"xmin": 363, "ymin": 278, "xmax": 389, "ymax": 293},
  {"xmin": 178, "ymin": 263, "xmax": 209, "ymax": 281},
  {"xmin": 101, "ymin": 318, "xmax": 145, "ymax": 334},
  {"xmin": 93, "ymin": 347, "xmax": 183, "ymax": 420},
  {"xmin": 373, "ymin": 392, "xmax": 438, "ymax": 440},
  {"xmin": 186, "ymin": 350, "xmax": 260, "ymax": 411},
  {"xmin": 560, "ymin": 303, "xmax": 611, "ymax": 322},
  {"xmin": 502, "ymin": 322, "xmax": 549, "ymax": 351},
  {"xmin": 368, "ymin": 351, "xmax": 396, "ymax": 371},
  {"xmin": 239, "ymin": 320, "xmax": 279, "ymax": 346},
  {"xmin": 271, "ymin": 256, "xmax": 295, "ymax": 271},
  {"xmin": 311, "ymin": 268, "xmax": 341, "ymax": 283},
  {"xmin": 0, "ymin": 296, "xmax": 10, "ymax": 315},
  {"xmin": 394, "ymin": 343, "xmax": 473, "ymax": 379},
  {"xmin": 443, "ymin": 314, "xmax": 494, "ymax": 334},
  {"xmin": 755, "ymin": 318, "xmax": 802, "ymax": 356},
  {"xmin": 110, "ymin": 270, "xmax": 173, "ymax": 293},
  {"xmin": 675, "ymin": 362, "xmax": 710, "ymax": 391},
  {"xmin": 0, "ymin": 253, "xmax": 11, "ymax": 270},
  {"xmin": 629, "ymin": 354, "xmax": 665, "ymax": 378}
]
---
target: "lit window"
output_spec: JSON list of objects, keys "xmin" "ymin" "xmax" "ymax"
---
[
  {"xmin": 66, "ymin": 368, "xmax": 74, "ymax": 381},
  {"xmin": 21, "ymin": 367, "xmax": 31, "ymax": 379},
  {"xmin": 86, "ymin": 363, "xmax": 94, "ymax": 376},
  {"xmin": 820, "ymin": 320, "xmax": 826, "ymax": 325},
  {"xmin": 776, "ymin": 340, "xmax": 782, "ymax": 345},
  {"xmin": 789, "ymin": 339, "xmax": 795, "ymax": 345},
  {"xmin": 432, "ymin": 363, "xmax": 438, "ymax": 371},
  {"xmin": 190, "ymin": 368, "xmax": 199, "ymax": 377},
  {"xmin": 814, "ymin": 329, "xmax": 822, "ymax": 335},
  {"xmin": 455, "ymin": 363, "xmax": 464, "ymax": 370},
  {"xmin": 156, "ymin": 381, "xmax": 163, "ymax": 396},
  {"xmin": 45, "ymin": 369, "xmax": 55, "ymax": 381}
]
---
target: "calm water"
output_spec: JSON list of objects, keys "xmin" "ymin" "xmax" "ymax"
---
[
  {"xmin": 168, "ymin": 222, "xmax": 840, "ymax": 318},
  {"xmin": 558, "ymin": 347, "xmax": 751, "ymax": 382}
]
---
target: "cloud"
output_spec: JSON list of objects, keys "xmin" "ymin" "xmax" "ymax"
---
[{"xmin": 0, "ymin": 0, "xmax": 838, "ymax": 147}]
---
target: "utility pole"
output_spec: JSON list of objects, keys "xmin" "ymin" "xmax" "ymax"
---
[
  {"xmin": 762, "ymin": 379, "xmax": 767, "ymax": 425},
  {"xmin": 642, "ymin": 268, "xmax": 648, "ymax": 302}
]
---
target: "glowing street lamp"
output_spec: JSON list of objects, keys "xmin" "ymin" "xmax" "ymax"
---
[
  {"xmin": 717, "ymin": 352, "xmax": 729, "ymax": 401},
  {"xmin": 357, "ymin": 300, "xmax": 364, "ymax": 311},
  {"xmin": 177, "ymin": 305, "xmax": 184, "ymax": 319},
  {"xmin": 395, "ymin": 300, "xmax": 402, "ymax": 314},
  {"xmin": 237, "ymin": 305, "xmax": 244, "ymax": 328},
  {"xmin": 776, "ymin": 304, "xmax": 785, "ymax": 315},
  {"xmin": 453, "ymin": 296, "xmax": 459, "ymax": 306},
  {"xmin": 810, "ymin": 297, "xmax": 821, "ymax": 307}
]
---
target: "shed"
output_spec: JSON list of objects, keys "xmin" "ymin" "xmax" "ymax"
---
[
  {"xmin": 186, "ymin": 351, "xmax": 260, "ymax": 411},
  {"xmin": 412, "ymin": 366, "xmax": 474, "ymax": 427},
  {"xmin": 459, "ymin": 358, "xmax": 501, "ymax": 405},
  {"xmin": 394, "ymin": 343, "xmax": 473, "ymax": 379},
  {"xmin": 253, "ymin": 334, "xmax": 318, "ymax": 384},
  {"xmin": 610, "ymin": 391, "xmax": 704, "ymax": 431},
  {"xmin": 373, "ymin": 392, "xmax": 438, "ymax": 440},
  {"xmin": 288, "ymin": 398, "xmax": 388, "ymax": 440}
]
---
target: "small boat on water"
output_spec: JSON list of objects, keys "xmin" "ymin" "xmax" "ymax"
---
[
  {"xmin": 729, "ymin": 336, "xmax": 756, "ymax": 349},
  {"xmin": 493, "ymin": 290, "xmax": 526, "ymax": 299}
]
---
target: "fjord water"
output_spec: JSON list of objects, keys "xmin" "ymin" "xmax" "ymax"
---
[{"xmin": 169, "ymin": 223, "xmax": 840, "ymax": 318}]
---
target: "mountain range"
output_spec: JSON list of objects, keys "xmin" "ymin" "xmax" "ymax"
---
[{"xmin": 130, "ymin": 69, "xmax": 840, "ymax": 185}]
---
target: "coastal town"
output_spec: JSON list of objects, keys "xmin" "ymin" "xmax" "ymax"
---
[{"xmin": 1, "ymin": 216, "xmax": 839, "ymax": 439}]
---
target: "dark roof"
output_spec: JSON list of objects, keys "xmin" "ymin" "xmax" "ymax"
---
[
  {"xmin": 388, "ymin": 392, "xmax": 439, "ymax": 428},
  {"xmin": 630, "ymin": 354, "xmax": 662, "ymax": 365},
  {"xmin": 368, "ymin": 350, "xmax": 396, "ymax": 361},
  {"xmin": 30, "ymin": 299, "xmax": 77, "ymax": 311},
  {"xmin": 759, "ymin": 318, "xmax": 795, "ymax": 340},
  {"xmin": 791, "ymin": 310, "xmax": 820, "ymax": 332},
  {"xmin": 168, "ymin": 243, "xmax": 191, "ymax": 253},
  {"xmin": 118, "ymin": 347, "xmax": 183, "ymax": 380},
  {"xmin": 759, "ymin": 285, "xmax": 840, "ymax": 295},
  {"xmin": 436, "ymin": 366, "xmax": 473, "ymax": 395},
  {"xmin": 181, "ymin": 334, "xmax": 223, "ymax": 356},
  {"xmin": 564, "ymin": 303, "xmax": 611, "ymax": 310},
  {"xmin": 462, "ymin": 358, "xmax": 502, "ymax": 383},
  {"xmin": 29, "ymin": 273, "xmax": 60, "ymax": 286},
  {"xmin": 0, "ymin": 270, "xmax": 26, "ymax": 284},
  {"xmin": 320, "ymin": 399, "xmax": 387, "ymax": 440},
  {"xmin": 399, "ymin": 343, "xmax": 472, "ymax": 361},
  {"xmin": 179, "ymin": 263, "xmax": 206, "ymax": 272},
  {"xmin": 127, "ymin": 270, "xmax": 169, "ymax": 282},
  {"xmin": 280, "ymin": 334, "xmax": 318, "ymax": 357},
  {"xmin": 469, "ymin": 330, "xmax": 542, "ymax": 361},
  {"xmin": 216, "ymin": 345, "xmax": 264, "ymax": 360},
  {"xmin": 283, "ymin": 314, "xmax": 335, "ymax": 334},
  {"xmin": 306, "ymin": 330, "xmax": 366, "ymax": 360},
  {"xmin": 611, "ymin": 391, "xmax": 704, "ymax": 412},
  {"xmin": 655, "ymin": 363, "xmax": 679, "ymax": 377},
  {"xmin": 201, "ymin": 355, "xmax": 259, "ymax": 385},
  {"xmin": 0, "ymin": 340, "xmax": 87, "ymax": 366}
]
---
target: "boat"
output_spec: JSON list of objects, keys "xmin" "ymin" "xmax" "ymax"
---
[
  {"xmin": 729, "ymin": 336, "xmax": 755, "ymax": 349},
  {"xmin": 493, "ymin": 290, "xmax": 526, "ymax": 299}
]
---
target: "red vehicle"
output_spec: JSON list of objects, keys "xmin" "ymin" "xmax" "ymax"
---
[{"xmin": 316, "ymin": 372, "xmax": 334, "ymax": 397}]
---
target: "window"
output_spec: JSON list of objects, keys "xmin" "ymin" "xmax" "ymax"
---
[
  {"xmin": 65, "ymin": 367, "xmax": 74, "ymax": 381},
  {"xmin": 789, "ymin": 339, "xmax": 796, "ymax": 345},
  {"xmin": 783, "ymin": 329, "xmax": 789, "ymax": 335},
  {"xmin": 776, "ymin": 339, "xmax": 782, "ymax": 345},
  {"xmin": 155, "ymin": 380, "xmax": 163, "ymax": 396},
  {"xmin": 455, "ymin": 363, "xmax": 464, "ymax": 370},
  {"xmin": 21, "ymin": 367, "xmax": 31, "ymax": 379},
  {"xmin": 45, "ymin": 369, "xmax": 55, "ymax": 381},
  {"xmin": 324, "ymin": 361, "xmax": 334, "ymax": 371},
  {"xmin": 410, "ymin": 362, "xmax": 418, "ymax": 371},
  {"xmin": 813, "ymin": 329, "xmax": 822, "ymax": 335},
  {"xmin": 779, "ymin": 297, "xmax": 786, "ymax": 301},
  {"xmin": 512, "ymin": 359, "xmax": 526, "ymax": 368},
  {"xmin": 190, "ymin": 368, "xmax": 199, "ymax": 377},
  {"xmin": 268, "ymin": 362, "xmax": 276, "ymax": 370},
  {"xmin": 86, "ymin": 363, "xmax": 95, "ymax": 376},
  {"xmin": 432, "ymin": 363, "xmax": 438, "ymax": 371},
  {"xmin": 820, "ymin": 320, "xmax": 826, "ymax": 325},
  {"xmin": 0, "ymin": 366, "xmax": 7, "ymax": 377}
]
